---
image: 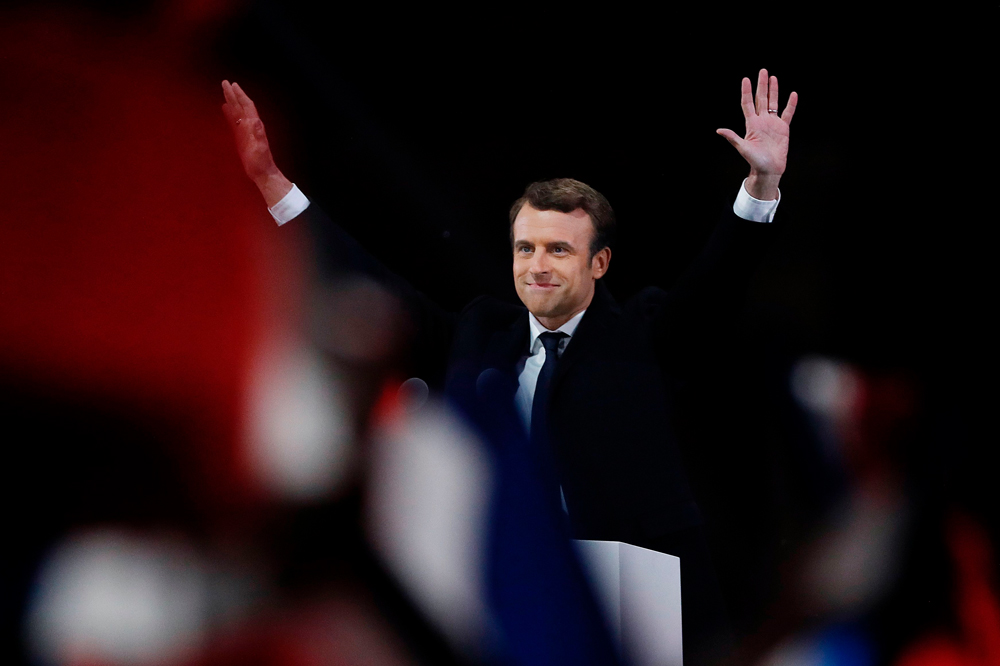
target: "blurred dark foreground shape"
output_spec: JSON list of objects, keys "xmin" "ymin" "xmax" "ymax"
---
[
  {"xmin": 747, "ymin": 358, "xmax": 1000, "ymax": 666},
  {"xmin": 0, "ymin": 6, "xmax": 618, "ymax": 665},
  {"xmin": 2, "ymin": 5, "xmax": 997, "ymax": 666}
]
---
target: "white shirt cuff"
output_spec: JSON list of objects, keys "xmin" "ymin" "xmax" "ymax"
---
[
  {"xmin": 268, "ymin": 184, "xmax": 310, "ymax": 226},
  {"xmin": 733, "ymin": 178, "xmax": 780, "ymax": 223}
]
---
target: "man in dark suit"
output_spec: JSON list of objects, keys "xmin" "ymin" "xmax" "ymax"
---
[{"xmin": 222, "ymin": 69, "xmax": 797, "ymax": 663}]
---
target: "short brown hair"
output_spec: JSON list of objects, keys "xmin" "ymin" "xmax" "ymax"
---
[{"xmin": 509, "ymin": 178, "xmax": 616, "ymax": 259}]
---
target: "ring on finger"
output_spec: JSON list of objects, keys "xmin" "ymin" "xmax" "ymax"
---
[{"xmin": 767, "ymin": 109, "xmax": 778, "ymax": 114}]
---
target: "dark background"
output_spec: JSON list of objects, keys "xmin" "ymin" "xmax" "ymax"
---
[
  {"xmin": 3, "ymin": 0, "xmax": 992, "ymax": 655},
  {"xmin": 213, "ymin": 3, "xmax": 987, "ymax": 365},
  {"xmin": 216, "ymin": 1, "xmax": 990, "ymax": 640}
]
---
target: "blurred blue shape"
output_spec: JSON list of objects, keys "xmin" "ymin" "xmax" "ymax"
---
[
  {"xmin": 766, "ymin": 623, "xmax": 874, "ymax": 666},
  {"xmin": 452, "ymin": 368, "xmax": 620, "ymax": 666}
]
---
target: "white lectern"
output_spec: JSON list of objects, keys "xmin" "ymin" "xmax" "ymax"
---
[{"xmin": 574, "ymin": 540, "xmax": 683, "ymax": 666}]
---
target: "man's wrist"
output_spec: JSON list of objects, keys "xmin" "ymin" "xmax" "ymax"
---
[
  {"xmin": 255, "ymin": 168, "xmax": 294, "ymax": 209},
  {"xmin": 745, "ymin": 172, "xmax": 781, "ymax": 201},
  {"xmin": 734, "ymin": 178, "xmax": 780, "ymax": 223}
]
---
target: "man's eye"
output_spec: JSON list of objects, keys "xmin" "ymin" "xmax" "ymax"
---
[
  {"xmin": 552, "ymin": 247, "xmax": 565, "ymax": 254},
  {"xmin": 518, "ymin": 247, "xmax": 532, "ymax": 253}
]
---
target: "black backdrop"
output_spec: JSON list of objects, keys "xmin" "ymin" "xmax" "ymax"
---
[
  {"xmin": 210, "ymin": 3, "xmax": 991, "ymax": 637},
  {"xmin": 0, "ymin": 2, "xmax": 991, "ymax": 658},
  {"xmin": 213, "ymin": 4, "xmax": 987, "ymax": 364}
]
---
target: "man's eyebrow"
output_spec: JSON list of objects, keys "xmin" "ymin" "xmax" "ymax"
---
[{"xmin": 546, "ymin": 241, "xmax": 575, "ymax": 251}]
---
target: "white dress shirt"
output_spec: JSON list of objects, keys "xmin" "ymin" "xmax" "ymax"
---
[
  {"xmin": 513, "ymin": 310, "xmax": 587, "ymax": 429},
  {"xmin": 269, "ymin": 179, "xmax": 780, "ymax": 226},
  {"xmin": 270, "ymin": 180, "xmax": 780, "ymax": 515},
  {"xmin": 268, "ymin": 184, "xmax": 311, "ymax": 225},
  {"xmin": 270, "ymin": 179, "xmax": 780, "ymax": 423}
]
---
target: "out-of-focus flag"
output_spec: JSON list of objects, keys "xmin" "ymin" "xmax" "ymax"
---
[{"xmin": 366, "ymin": 371, "xmax": 620, "ymax": 666}]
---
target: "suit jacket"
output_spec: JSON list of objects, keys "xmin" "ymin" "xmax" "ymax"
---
[{"xmin": 308, "ymin": 204, "xmax": 776, "ymax": 548}]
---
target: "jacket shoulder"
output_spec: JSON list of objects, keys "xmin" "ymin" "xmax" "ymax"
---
[
  {"xmin": 458, "ymin": 294, "xmax": 524, "ymax": 329},
  {"xmin": 623, "ymin": 285, "xmax": 671, "ymax": 319}
]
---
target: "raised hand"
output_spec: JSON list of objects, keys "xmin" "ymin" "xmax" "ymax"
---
[
  {"xmin": 717, "ymin": 69, "xmax": 798, "ymax": 201},
  {"xmin": 221, "ymin": 80, "xmax": 292, "ymax": 207}
]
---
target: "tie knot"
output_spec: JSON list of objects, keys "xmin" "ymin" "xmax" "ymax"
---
[{"xmin": 538, "ymin": 331, "xmax": 568, "ymax": 355}]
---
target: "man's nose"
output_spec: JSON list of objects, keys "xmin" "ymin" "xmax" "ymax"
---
[{"xmin": 530, "ymin": 249, "xmax": 550, "ymax": 273}]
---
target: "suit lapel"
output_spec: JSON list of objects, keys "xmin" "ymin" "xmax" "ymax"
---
[
  {"xmin": 475, "ymin": 282, "xmax": 618, "ymax": 400},
  {"xmin": 482, "ymin": 309, "xmax": 530, "ymax": 377},
  {"xmin": 550, "ymin": 280, "xmax": 619, "ymax": 396}
]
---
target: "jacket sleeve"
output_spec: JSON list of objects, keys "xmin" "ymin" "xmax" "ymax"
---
[
  {"xmin": 300, "ymin": 203, "xmax": 458, "ymax": 386},
  {"xmin": 641, "ymin": 207, "xmax": 778, "ymax": 378}
]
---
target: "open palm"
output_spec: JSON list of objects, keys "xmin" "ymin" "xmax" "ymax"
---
[
  {"xmin": 221, "ymin": 80, "xmax": 276, "ymax": 183},
  {"xmin": 221, "ymin": 81, "xmax": 294, "ymax": 207},
  {"xmin": 717, "ymin": 69, "xmax": 798, "ymax": 177}
]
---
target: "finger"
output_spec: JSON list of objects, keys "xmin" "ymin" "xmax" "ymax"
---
[
  {"xmin": 755, "ymin": 68, "xmax": 768, "ymax": 115},
  {"xmin": 232, "ymin": 82, "xmax": 259, "ymax": 120},
  {"xmin": 739, "ymin": 77, "xmax": 754, "ymax": 119},
  {"xmin": 768, "ymin": 75, "xmax": 778, "ymax": 114},
  {"xmin": 221, "ymin": 80, "xmax": 242, "ymax": 117},
  {"xmin": 716, "ymin": 128, "xmax": 744, "ymax": 149},
  {"xmin": 781, "ymin": 91, "xmax": 798, "ymax": 124},
  {"xmin": 221, "ymin": 102, "xmax": 236, "ymax": 126}
]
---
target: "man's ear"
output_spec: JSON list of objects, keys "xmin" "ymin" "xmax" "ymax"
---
[{"xmin": 591, "ymin": 247, "xmax": 611, "ymax": 279}]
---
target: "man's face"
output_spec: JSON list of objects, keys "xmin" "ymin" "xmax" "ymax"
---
[{"xmin": 512, "ymin": 204, "xmax": 610, "ymax": 328}]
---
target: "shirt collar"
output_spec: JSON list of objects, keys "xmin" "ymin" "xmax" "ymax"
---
[{"xmin": 528, "ymin": 309, "xmax": 586, "ymax": 353}]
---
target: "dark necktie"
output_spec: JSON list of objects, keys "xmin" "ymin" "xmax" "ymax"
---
[{"xmin": 530, "ymin": 331, "xmax": 568, "ymax": 445}]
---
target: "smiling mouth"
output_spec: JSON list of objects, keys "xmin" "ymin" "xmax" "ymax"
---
[{"xmin": 528, "ymin": 283, "xmax": 558, "ymax": 289}]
